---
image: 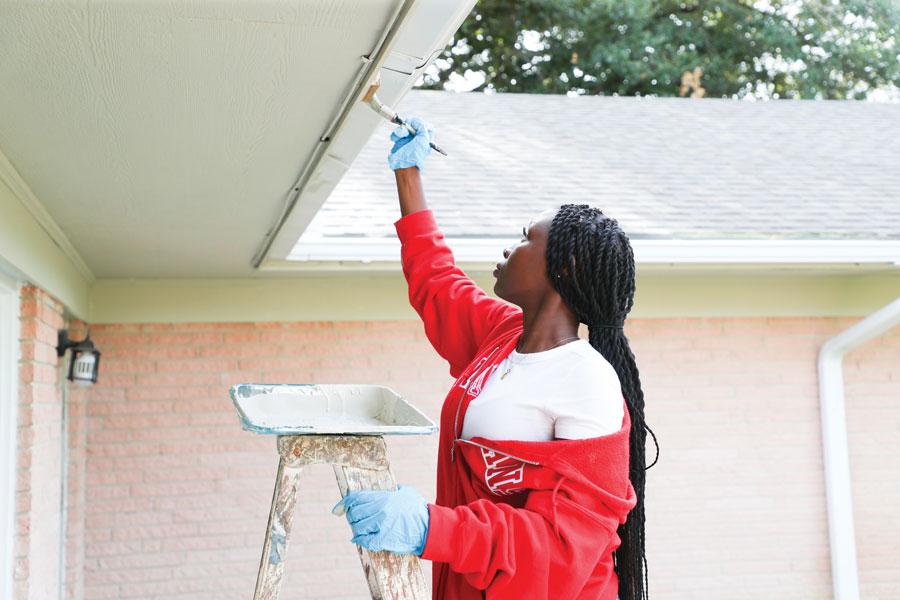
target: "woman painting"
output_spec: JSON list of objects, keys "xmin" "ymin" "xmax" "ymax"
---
[{"xmin": 333, "ymin": 118, "xmax": 657, "ymax": 600}]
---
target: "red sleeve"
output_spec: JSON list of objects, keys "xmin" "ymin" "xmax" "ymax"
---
[
  {"xmin": 420, "ymin": 491, "xmax": 618, "ymax": 598},
  {"xmin": 394, "ymin": 209, "xmax": 520, "ymax": 378}
]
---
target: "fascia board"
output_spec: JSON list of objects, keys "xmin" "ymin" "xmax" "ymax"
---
[
  {"xmin": 277, "ymin": 237, "xmax": 900, "ymax": 269},
  {"xmin": 0, "ymin": 151, "xmax": 92, "ymax": 318},
  {"xmin": 258, "ymin": 0, "xmax": 478, "ymax": 265}
]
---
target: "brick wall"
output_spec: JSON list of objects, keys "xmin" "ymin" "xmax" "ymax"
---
[
  {"xmin": 627, "ymin": 317, "xmax": 899, "ymax": 599},
  {"xmin": 633, "ymin": 317, "xmax": 836, "ymax": 598},
  {"xmin": 65, "ymin": 327, "xmax": 90, "ymax": 600},
  {"xmin": 16, "ymin": 284, "xmax": 64, "ymax": 600},
  {"xmin": 15, "ymin": 285, "xmax": 88, "ymax": 600},
  {"xmin": 14, "ymin": 311, "xmax": 900, "ymax": 599}
]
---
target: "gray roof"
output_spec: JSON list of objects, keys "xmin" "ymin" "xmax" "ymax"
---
[{"xmin": 301, "ymin": 90, "xmax": 900, "ymax": 241}]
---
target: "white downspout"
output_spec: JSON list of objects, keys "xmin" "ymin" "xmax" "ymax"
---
[{"xmin": 818, "ymin": 296, "xmax": 900, "ymax": 600}]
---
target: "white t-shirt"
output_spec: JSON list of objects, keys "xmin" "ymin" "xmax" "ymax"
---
[{"xmin": 460, "ymin": 339, "xmax": 626, "ymax": 441}]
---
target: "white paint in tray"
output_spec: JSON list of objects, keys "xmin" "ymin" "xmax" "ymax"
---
[{"xmin": 230, "ymin": 383, "xmax": 437, "ymax": 436}]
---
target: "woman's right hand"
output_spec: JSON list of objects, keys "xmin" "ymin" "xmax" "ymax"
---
[{"xmin": 388, "ymin": 117, "xmax": 434, "ymax": 172}]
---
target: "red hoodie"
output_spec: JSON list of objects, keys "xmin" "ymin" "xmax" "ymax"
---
[{"xmin": 395, "ymin": 209, "xmax": 636, "ymax": 600}]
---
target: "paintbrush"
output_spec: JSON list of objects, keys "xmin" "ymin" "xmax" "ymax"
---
[{"xmin": 362, "ymin": 74, "xmax": 448, "ymax": 156}]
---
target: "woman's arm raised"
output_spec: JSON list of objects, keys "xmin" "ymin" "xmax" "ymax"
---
[
  {"xmin": 395, "ymin": 167, "xmax": 427, "ymax": 216},
  {"xmin": 392, "ymin": 164, "xmax": 520, "ymax": 378}
]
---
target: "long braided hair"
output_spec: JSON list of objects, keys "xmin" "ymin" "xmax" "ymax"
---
[{"xmin": 545, "ymin": 203, "xmax": 659, "ymax": 600}]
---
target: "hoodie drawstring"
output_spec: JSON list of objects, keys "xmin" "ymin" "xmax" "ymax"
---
[{"xmin": 551, "ymin": 475, "xmax": 567, "ymax": 538}]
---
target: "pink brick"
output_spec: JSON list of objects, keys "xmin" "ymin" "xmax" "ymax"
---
[
  {"xmin": 258, "ymin": 369, "xmax": 316, "ymax": 383},
  {"xmin": 81, "ymin": 584, "xmax": 121, "ymax": 599},
  {"xmin": 94, "ymin": 332, "xmax": 148, "ymax": 347},
  {"xmin": 109, "ymin": 523, "xmax": 199, "ymax": 543},
  {"xmin": 156, "ymin": 357, "xmax": 237, "ymax": 372},
  {"xmin": 87, "ymin": 399, "xmax": 173, "ymax": 416},
  {"xmin": 146, "ymin": 331, "xmax": 223, "ymax": 346},
  {"xmin": 35, "ymin": 361, "xmax": 59, "ymax": 384},
  {"xmin": 125, "ymin": 385, "xmax": 207, "ymax": 401},
  {"xmin": 86, "ymin": 442, "xmax": 160, "ymax": 458},
  {"xmin": 101, "ymin": 358, "xmax": 157, "ymax": 375},
  {"xmin": 87, "ymin": 429, "xmax": 132, "ymax": 444},
  {"xmin": 237, "ymin": 356, "xmax": 318, "ymax": 371},
  {"xmin": 198, "ymin": 342, "xmax": 275, "ymax": 358},
  {"xmin": 18, "ymin": 382, "xmax": 57, "ymax": 405},
  {"xmin": 134, "ymin": 322, "xmax": 178, "ymax": 331},
  {"xmin": 16, "ymin": 287, "xmax": 72, "ymax": 600},
  {"xmin": 87, "ymin": 469, "xmax": 144, "ymax": 486},
  {"xmin": 20, "ymin": 284, "xmax": 42, "ymax": 299},
  {"xmin": 222, "ymin": 331, "xmax": 260, "ymax": 344},
  {"xmin": 135, "ymin": 372, "xmax": 220, "ymax": 387},
  {"xmin": 99, "ymin": 413, "xmax": 183, "ymax": 430},
  {"xmin": 19, "ymin": 317, "xmax": 60, "ymax": 346},
  {"xmin": 41, "ymin": 305, "xmax": 65, "ymax": 330},
  {"xmin": 259, "ymin": 329, "xmax": 341, "ymax": 344}
]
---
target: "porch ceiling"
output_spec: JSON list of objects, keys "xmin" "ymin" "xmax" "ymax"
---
[{"xmin": 0, "ymin": 0, "xmax": 471, "ymax": 278}]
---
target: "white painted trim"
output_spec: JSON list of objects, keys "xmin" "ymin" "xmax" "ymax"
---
[
  {"xmin": 258, "ymin": 0, "xmax": 479, "ymax": 265},
  {"xmin": 0, "ymin": 150, "xmax": 95, "ymax": 283},
  {"xmin": 283, "ymin": 236, "xmax": 900, "ymax": 268},
  {"xmin": 0, "ymin": 274, "xmax": 19, "ymax": 600},
  {"xmin": 817, "ymin": 296, "xmax": 900, "ymax": 600}
]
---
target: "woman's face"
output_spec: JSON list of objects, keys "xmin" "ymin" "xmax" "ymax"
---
[{"xmin": 493, "ymin": 207, "xmax": 559, "ymax": 306}]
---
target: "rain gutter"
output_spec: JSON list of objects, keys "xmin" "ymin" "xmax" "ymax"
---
[
  {"xmin": 275, "ymin": 237, "xmax": 900, "ymax": 270},
  {"xmin": 251, "ymin": 0, "xmax": 420, "ymax": 268},
  {"xmin": 818, "ymin": 296, "xmax": 900, "ymax": 600}
]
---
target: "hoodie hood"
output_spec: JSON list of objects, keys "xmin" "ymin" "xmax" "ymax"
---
[{"xmin": 452, "ymin": 399, "xmax": 637, "ymax": 532}]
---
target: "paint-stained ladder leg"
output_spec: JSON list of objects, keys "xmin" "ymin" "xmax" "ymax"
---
[
  {"xmin": 253, "ymin": 456, "xmax": 303, "ymax": 600},
  {"xmin": 252, "ymin": 435, "xmax": 426, "ymax": 599},
  {"xmin": 333, "ymin": 444, "xmax": 428, "ymax": 599}
]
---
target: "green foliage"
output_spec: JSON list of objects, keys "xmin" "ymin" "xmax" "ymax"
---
[{"xmin": 417, "ymin": 0, "xmax": 900, "ymax": 99}]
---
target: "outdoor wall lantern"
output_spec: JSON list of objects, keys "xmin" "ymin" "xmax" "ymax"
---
[{"xmin": 56, "ymin": 330, "xmax": 101, "ymax": 385}]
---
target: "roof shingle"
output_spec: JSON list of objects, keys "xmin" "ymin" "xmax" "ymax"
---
[{"xmin": 298, "ymin": 91, "xmax": 900, "ymax": 242}]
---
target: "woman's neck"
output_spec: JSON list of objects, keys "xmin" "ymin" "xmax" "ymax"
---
[{"xmin": 517, "ymin": 298, "xmax": 580, "ymax": 353}]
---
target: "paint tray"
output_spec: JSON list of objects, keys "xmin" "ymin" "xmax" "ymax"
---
[{"xmin": 230, "ymin": 383, "xmax": 437, "ymax": 436}]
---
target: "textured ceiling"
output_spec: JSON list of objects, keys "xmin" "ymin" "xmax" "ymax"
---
[{"xmin": 0, "ymin": 0, "xmax": 402, "ymax": 277}]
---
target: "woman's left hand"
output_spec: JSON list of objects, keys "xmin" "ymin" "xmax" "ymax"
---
[{"xmin": 332, "ymin": 485, "xmax": 430, "ymax": 555}]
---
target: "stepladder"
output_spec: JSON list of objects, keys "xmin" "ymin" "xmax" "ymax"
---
[
  {"xmin": 229, "ymin": 383, "xmax": 437, "ymax": 600},
  {"xmin": 253, "ymin": 435, "xmax": 429, "ymax": 600}
]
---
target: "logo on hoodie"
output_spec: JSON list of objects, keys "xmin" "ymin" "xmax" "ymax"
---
[
  {"xmin": 481, "ymin": 448, "xmax": 525, "ymax": 496},
  {"xmin": 458, "ymin": 348, "xmax": 500, "ymax": 397}
]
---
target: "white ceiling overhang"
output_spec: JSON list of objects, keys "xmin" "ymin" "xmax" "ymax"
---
[{"xmin": 0, "ymin": 0, "xmax": 476, "ymax": 278}]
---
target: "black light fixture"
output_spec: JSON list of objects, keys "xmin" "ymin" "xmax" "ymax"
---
[{"xmin": 57, "ymin": 329, "xmax": 101, "ymax": 385}]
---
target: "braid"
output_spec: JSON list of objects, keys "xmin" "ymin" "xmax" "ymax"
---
[{"xmin": 546, "ymin": 204, "xmax": 659, "ymax": 600}]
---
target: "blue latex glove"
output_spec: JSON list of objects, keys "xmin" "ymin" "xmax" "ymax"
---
[
  {"xmin": 331, "ymin": 485, "xmax": 429, "ymax": 555},
  {"xmin": 387, "ymin": 117, "xmax": 433, "ymax": 172}
]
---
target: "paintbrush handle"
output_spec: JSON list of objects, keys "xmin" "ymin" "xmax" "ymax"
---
[
  {"xmin": 395, "ymin": 118, "xmax": 448, "ymax": 156},
  {"xmin": 363, "ymin": 77, "xmax": 447, "ymax": 156},
  {"xmin": 429, "ymin": 142, "xmax": 448, "ymax": 156}
]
